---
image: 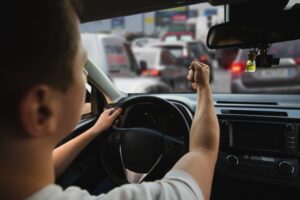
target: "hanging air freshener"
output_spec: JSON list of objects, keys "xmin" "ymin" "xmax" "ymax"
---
[{"xmin": 245, "ymin": 51, "xmax": 257, "ymax": 72}]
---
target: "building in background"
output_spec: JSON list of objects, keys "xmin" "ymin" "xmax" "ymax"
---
[
  {"xmin": 187, "ymin": 4, "xmax": 224, "ymax": 42},
  {"xmin": 80, "ymin": 3, "xmax": 224, "ymax": 41},
  {"xmin": 80, "ymin": 13, "xmax": 156, "ymax": 36}
]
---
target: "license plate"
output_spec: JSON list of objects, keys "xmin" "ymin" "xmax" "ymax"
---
[{"xmin": 259, "ymin": 68, "xmax": 292, "ymax": 79}]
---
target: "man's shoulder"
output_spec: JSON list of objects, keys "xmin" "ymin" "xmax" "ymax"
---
[
  {"xmin": 104, "ymin": 169, "xmax": 204, "ymax": 200},
  {"xmin": 26, "ymin": 169, "xmax": 204, "ymax": 200},
  {"xmin": 26, "ymin": 184, "xmax": 99, "ymax": 200},
  {"xmin": 160, "ymin": 169, "xmax": 204, "ymax": 199}
]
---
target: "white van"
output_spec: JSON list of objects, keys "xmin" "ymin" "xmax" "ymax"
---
[{"xmin": 81, "ymin": 33, "xmax": 171, "ymax": 93}]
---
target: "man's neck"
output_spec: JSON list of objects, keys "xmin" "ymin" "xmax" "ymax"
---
[{"xmin": 0, "ymin": 138, "xmax": 55, "ymax": 200}]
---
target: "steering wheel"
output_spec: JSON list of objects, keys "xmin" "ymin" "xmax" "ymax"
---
[{"xmin": 100, "ymin": 96, "xmax": 190, "ymax": 185}]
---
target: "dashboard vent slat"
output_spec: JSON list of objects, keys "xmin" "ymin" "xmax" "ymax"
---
[
  {"xmin": 221, "ymin": 109, "xmax": 288, "ymax": 117},
  {"xmin": 217, "ymin": 101, "xmax": 278, "ymax": 105}
]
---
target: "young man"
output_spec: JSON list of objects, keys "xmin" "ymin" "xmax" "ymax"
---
[{"xmin": 0, "ymin": 1, "xmax": 219, "ymax": 200}]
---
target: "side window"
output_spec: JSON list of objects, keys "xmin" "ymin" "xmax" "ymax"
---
[{"xmin": 81, "ymin": 83, "xmax": 92, "ymax": 117}]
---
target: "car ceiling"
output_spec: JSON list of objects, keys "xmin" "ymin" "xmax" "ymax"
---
[{"xmin": 79, "ymin": 0, "xmax": 257, "ymax": 23}]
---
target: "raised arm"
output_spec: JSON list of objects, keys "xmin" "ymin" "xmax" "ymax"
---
[
  {"xmin": 53, "ymin": 108, "xmax": 122, "ymax": 177},
  {"xmin": 173, "ymin": 61, "xmax": 219, "ymax": 200}
]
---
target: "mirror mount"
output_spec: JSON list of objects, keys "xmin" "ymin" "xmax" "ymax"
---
[
  {"xmin": 255, "ymin": 46, "xmax": 280, "ymax": 68},
  {"xmin": 243, "ymin": 45, "xmax": 280, "ymax": 69}
]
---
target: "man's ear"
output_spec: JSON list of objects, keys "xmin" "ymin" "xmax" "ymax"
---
[{"xmin": 19, "ymin": 85, "xmax": 58, "ymax": 137}]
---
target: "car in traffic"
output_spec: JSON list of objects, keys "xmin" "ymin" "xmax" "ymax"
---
[
  {"xmin": 132, "ymin": 47, "xmax": 191, "ymax": 92},
  {"xmin": 81, "ymin": 33, "xmax": 171, "ymax": 93},
  {"xmin": 147, "ymin": 41, "xmax": 214, "ymax": 82},
  {"xmin": 230, "ymin": 39, "xmax": 300, "ymax": 93}
]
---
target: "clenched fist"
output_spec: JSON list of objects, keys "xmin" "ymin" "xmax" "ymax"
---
[{"xmin": 187, "ymin": 61, "xmax": 210, "ymax": 90}]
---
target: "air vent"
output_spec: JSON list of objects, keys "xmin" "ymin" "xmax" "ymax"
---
[
  {"xmin": 221, "ymin": 109, "xmax": 288, "ymax": 117},
  {"xmin": 219, "ymin": 120, "xmax": 230, "ymax": 149},
  {"xmin": 217, "ymin": 101, "xmax": 278, "ymax": 105}
]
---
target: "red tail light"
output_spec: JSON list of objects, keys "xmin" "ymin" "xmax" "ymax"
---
[
  {"xmin": 294, "ymin": 57, "xmax": 300, "ymax": 65},
  {"xmin": 199, "ymin": 55, "xmax": 208, "ymax": 63},
  {"xmin": 230, "ymin": 61, "xmax": 246, "ymax": 75},
  {"xmin": 141, "ymin": 69, "xmax": 161, "ymax": 77}
]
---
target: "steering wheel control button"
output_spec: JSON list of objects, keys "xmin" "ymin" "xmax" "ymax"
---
[
  {"xmin": 226, "ymin": 154, "xmax": 239, "ymax": 167},
  {"xmin": 278, "ymin": 161, "xmax": 295, "ymax": 176}
]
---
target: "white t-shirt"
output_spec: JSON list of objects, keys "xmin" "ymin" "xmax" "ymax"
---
[{"xmin": 26, "ymin": 169, "xmax": 204, "ymax": 200}]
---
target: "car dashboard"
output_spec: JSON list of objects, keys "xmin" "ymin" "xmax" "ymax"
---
[
  {"xmin": 58, "ymin": 93, "xmax": 300, "ymax": 198},
  {"xmin": 136, "ymin": 93, "xmax": 300, "ymax": 190}
]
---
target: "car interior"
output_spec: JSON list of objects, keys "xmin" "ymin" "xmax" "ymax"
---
[{"xmin": 56, "ymin": 0, "xmax": 300, "ymax": 199}]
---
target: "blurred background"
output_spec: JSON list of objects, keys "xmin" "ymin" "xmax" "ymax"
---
[{"xmin": 80, "ymin": 1, "xmax": 300, "ymax": 94}]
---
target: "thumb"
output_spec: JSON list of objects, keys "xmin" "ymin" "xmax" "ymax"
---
[
  {"xmin": 104, "ymin": 108, "xmax": 114, "ymax": 114},
  {"xmin": 110, "ymin": 108, "xmax": 123, "ymax": 119}
]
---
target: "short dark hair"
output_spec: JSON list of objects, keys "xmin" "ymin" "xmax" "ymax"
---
[{"xmin": 0, "ymin": 0, "xmax": 79, "ymax": 128}]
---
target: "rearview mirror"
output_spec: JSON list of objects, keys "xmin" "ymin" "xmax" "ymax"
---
[
  {"xmin": 207, "ymin": 6, "xmax": 300, "ymax": 49},
  {"xmin": 207, "ymin": 22, "xmax": 259, "ymax": 49}
]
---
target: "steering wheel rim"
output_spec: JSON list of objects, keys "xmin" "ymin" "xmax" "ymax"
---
[{"xmin": 100, "ymin": 96, "xmax": 190, "ymax": 185}]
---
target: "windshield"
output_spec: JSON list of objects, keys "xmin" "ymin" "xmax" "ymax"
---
[{"xmin": 80, "ymin": 3, "xmax": 300, "ymax": 94}]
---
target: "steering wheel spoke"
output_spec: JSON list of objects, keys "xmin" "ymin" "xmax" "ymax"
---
[{"xmin": 120, "ymin": 146, "xmax": 163, "ymax": 183}]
